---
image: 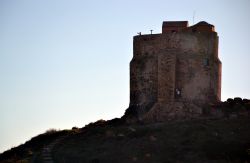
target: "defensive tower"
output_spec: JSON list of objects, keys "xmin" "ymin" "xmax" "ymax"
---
[{"xmin": 126, "ymin": 21, "xmax": 222, "ymax": 122}]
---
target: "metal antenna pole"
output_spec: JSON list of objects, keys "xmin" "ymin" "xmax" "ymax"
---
[{"xmin": 193, "ymin": 11, "xmax": 196, "ymax": 25}]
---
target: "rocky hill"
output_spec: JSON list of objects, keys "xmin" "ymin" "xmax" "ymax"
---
[{"xmin": 0, "ymin": 98, "xmax": 250, "ymax": 163}]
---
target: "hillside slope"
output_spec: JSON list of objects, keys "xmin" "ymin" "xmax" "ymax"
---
[
  {"xmin": 1, "ymin": 98, "xmax": 250, "ymax": 163},
  {"xmin": 0, "ymin": 118, "xmax": 250, "ymax": 163},
  {"xmin": 52, "ymin": 118, "xmax": 250, "ymax": 163}
]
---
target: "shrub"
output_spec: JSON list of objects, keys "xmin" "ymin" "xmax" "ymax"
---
[
  {"xmin": 243, "ymin": 99, "xmax": 250, "ymax": 104},
  {"xmin": 234, "ymin": 97, "xmax": 243, "ymax": 104},
  {"xmin": 72, "ymin": 126, "xmax": 78, "ymax": 130},
  {"xmin": 45, "ymin": 128, "xmax": 59, "ymax": 135},
  {"xmin": 227, "ymin": 98, "xmax": 234, "ymax": 106}
]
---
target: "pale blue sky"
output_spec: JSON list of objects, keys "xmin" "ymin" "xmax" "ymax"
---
[{"xmin": 0, "ymin": 0, "xmax": 249, "ymax": 153}]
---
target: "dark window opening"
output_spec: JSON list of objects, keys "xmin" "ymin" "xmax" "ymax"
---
[
  {"xmin": 204, "ymin": 58, "xmax": 209, "ymax": 66},
  {"xmin": 171, "ymin": 30, "xmax": 176, "ymax": 33}
]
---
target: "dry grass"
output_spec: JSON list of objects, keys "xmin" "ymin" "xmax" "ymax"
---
[{"xmin": 53, "ymin": 118, "xmax": 250, "ymax": 163}]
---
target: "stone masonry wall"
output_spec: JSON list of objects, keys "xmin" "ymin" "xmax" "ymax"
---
[{"xmin": 127, "ymin": 21, "xmax": 222, "ymax": 122}]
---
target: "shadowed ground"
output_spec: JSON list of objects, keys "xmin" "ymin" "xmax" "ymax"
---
[
  {"xmin": 52, "ymin": 118, "xmax": 250, "ymax": 163},
  {"xmin": 1, "ymin": 99, "xmax": 250, "ymax": 163}
]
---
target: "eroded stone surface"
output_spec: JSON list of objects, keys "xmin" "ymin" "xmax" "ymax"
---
[{"xmin": 126, "ymin": 21, "xmax": 222, "ymax": 122}]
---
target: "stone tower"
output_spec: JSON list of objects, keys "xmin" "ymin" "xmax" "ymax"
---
[{"xmin": 126, "ymin": 21, "xmax": 222, "ymax": 122}]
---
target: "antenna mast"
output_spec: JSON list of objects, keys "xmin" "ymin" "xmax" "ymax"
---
[{"xmin": 193, "ymin": 11, "xmax": 196, "ymax": 25}]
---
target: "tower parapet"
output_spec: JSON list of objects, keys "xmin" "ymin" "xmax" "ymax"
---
[{"xmin": 162, "ymin": 21, "xmax": 188, "ymax": 33}]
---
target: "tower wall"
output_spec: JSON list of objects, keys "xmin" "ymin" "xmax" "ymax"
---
[{"xmin": 128, "ymin": 21, "xmax": 221, "ymax": 121}]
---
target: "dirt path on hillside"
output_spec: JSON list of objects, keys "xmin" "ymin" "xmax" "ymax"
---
[{"xmin": 41, "ymin": 136, "xmax": 67, "ymax": 163}]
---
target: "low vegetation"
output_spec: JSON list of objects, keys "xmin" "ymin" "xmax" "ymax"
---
[
  {"xmin": 0, "ymin": 129, "xmax": 71, "ymax": 163},
  {"xmin": 52, "ymin": 118, "xmax": 250, "ymax": 163},
  {"xmin": 0, "ymin": 98, "xmax": 250, "ymax": 162}
]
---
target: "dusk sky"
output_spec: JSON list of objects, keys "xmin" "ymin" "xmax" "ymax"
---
[{"xmin": 0, "ymin": 0, "xmax": 249, "ymax": 153}]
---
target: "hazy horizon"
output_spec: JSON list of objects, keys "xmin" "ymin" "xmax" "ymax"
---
[{"xmin": 1, "ymin": 0, "xmax": 250, "ymax": 153}]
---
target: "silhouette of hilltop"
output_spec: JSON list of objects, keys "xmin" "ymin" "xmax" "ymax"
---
[{"xmin": 1, "ymin": 98, "xmax": 250, "ymax": 163}]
